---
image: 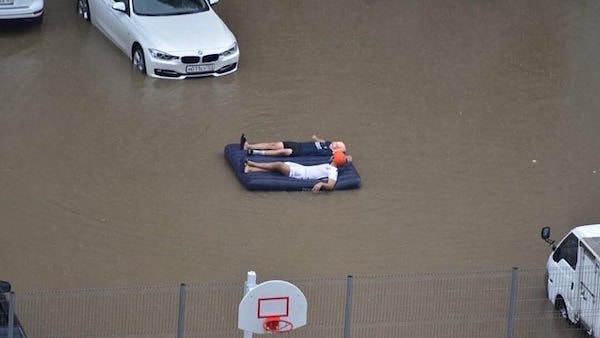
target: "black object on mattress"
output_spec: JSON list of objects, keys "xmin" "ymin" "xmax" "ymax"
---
[{"xmin": 224, "ymin": 144, "xmax": 362, "ymax": 191}]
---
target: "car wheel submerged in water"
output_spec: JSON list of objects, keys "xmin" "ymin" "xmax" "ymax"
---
[
  {"xmin": 132, "ymin": 45, "xmax": 146, "ymax": 75},
  {"xmin": 77, "ymin": 0, "xmax": 91, "ymax": 21}
]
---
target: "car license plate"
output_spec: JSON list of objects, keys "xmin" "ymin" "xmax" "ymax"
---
[
  {"xmin": 0, "ymin": 0, "xmax": 14, "ymax": 5},
  {"xmin": 186, "ymin": 64, "xmax": 213, "ymax": 73}
]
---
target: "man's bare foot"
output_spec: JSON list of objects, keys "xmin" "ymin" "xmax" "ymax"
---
[{"xmin": 243, "ymin": 160, "xmax": 250, "ymax": 173}]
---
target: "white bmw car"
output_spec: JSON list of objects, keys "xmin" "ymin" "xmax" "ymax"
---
[
  {"xmin": 77, "ymin": 0, "xmax": 239, "ymax": 79},
  {"xmin": 0, "ymin": 0, "xmax": 44, "ymax": 23}
]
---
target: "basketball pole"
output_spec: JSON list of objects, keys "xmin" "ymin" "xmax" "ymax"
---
[{"xmin": 243, "ymin": 271, "xmax": 257, "ymax": 338}]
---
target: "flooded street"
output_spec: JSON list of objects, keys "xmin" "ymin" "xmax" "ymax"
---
[{"xmin": 1, "ymin": 0, "xmax": 599, "ymax": 291}]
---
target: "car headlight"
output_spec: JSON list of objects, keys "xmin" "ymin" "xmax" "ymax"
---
[
  {"xmin": 148, "ymin": 48, "xmax": 179, "ymax": 61},
  {"xmin": 219, "ymin": 43, "xmax": 238, "ymax": 57}
]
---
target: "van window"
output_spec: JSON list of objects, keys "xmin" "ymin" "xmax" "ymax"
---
[{"xmin": 553, "ymin": 233, "xmax": 579, "ymax": 269}]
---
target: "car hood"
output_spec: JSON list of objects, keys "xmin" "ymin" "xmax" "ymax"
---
[{"xmin": 133, "ymin": 11, "xmax": 236, "ymax": 53}]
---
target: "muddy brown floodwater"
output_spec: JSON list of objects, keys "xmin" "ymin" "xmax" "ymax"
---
[{"xmin": 1, "ymin": 0, "xmax": 599, "ymax": 291}]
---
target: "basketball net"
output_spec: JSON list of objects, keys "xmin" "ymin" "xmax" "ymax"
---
[{"xmin": 263, "ymin": 316, "xmax": 293, "ymax": 333}]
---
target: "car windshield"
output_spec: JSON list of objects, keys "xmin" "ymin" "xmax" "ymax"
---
[{"xmin": 133, "ymin": 0, "xmax": 209, "ymax": 16}]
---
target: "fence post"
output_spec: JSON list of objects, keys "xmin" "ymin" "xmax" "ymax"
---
[
  {"xmin": 177, "ymin": 283, "xmax": 187, "ymax": 338},
  {"xmin": 507, "ymin": 267, "xmax": 519, "ymax": 338},
  {"xmin": 7, "ymin": 292, "xmax": 15, "ymax": 338},
  {"xmin": 343, "ymin": 275, "xmax": 353, "ymax": 338}
]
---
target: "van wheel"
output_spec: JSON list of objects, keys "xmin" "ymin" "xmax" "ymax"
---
[
  {"xmin": 544, "ymin": 271, "xmax": 549, "ymax": 297},
  {"xmin": 556, "ymin": 298, "xmax": 574, "ymax": 325},
  {"xmin": 132, "ymin": 45, "xmax": 147, "ymax": 75}
]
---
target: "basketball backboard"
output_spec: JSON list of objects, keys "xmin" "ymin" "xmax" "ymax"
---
[{"xmin": 238, "ymin": 274, "xmax": 307, "ymax": 334}]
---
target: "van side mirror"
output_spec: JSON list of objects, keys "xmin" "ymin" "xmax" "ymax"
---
[
  {"xmin": 0, "ymin": 280, "xmax": 11, "ymax": 293},
  {"xmin": 541, "ymin": 226, "xmax": 556, "ymax": 249},
  {"xmin": 541, "ymin": 226, "xmax": 551, "ymax": 240}
]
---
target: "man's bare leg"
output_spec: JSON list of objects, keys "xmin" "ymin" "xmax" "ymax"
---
[
  {"xmin": 245, "ymin": 160, "xmax": 290, "ymax": 176},
  {"xmin": 245, "ymin": 141, "xmax": 285, "ymax": 151},
  {"xmin": 244, "ymin": 165, "xmax": 269, "ymax": 173},
  {"xmin": 259, "ymin": 148, "xmax": 293, "ymax": 156}
]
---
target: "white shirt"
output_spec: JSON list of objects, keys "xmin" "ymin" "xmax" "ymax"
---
[{"xmin": 286, "ymin": 162, "xmax": 338, "ymax": 181}]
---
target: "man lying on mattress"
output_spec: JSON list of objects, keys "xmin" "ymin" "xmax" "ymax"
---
[
  {"xmin": 244, "ymin": 151, "xmax": 349, "ymax": 192},
  {"xmin": 240, "ymin": 133, "xmax": 352, "ymax": 161}
]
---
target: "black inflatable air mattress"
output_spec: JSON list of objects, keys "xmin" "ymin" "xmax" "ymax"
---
[{"xmin": 224, "ymin": 144, "xmax": 362, "ymax": 191}]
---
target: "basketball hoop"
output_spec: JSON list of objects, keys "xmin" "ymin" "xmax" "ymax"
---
[
  {"xmin": 262, "ymin": 316, "xmax": 293, "ymax": 333},
  {"xmin": 238, "ymin": 276, "xmax": 307, "ymax": 334}
]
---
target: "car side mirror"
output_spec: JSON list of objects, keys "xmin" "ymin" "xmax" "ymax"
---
[
  {"xmin": 209, "ymin": 0, "xmax": 219, "ymax": 5},
  {"xmin": 112, "ymin": 2, "xmax": 127, "ymax": 12}
]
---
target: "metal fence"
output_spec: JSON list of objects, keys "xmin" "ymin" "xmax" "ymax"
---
[{"xmin": 2, "ymin": 268, "xmax": 587, "ymax": 338}]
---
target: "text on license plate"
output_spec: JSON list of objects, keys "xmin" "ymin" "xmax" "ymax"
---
[
  {"xmin": 186, "ymin": 64, "xmax": 213, "ymax": 73},
  {"xmin": 0, "ymin": 0, "xmax": 14, "ymax": 5}
]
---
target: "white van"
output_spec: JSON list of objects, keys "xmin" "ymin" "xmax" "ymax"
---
[{"xmin": 541, "ymin": 224, "xmax": 600, "ymax": 336}]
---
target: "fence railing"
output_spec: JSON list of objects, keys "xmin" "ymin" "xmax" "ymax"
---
[{"xmin": 1, "ymin": 268, "xmax": 587, "ymax": 338}]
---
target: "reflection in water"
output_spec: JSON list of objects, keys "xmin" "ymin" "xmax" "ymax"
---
[
  {"xmin": 0, "ymin": 0, "xmax": 600, "ymax": 291},
  {"xmin": 0, "ymin": 22, "xmax": 43, "ymax": 58}
]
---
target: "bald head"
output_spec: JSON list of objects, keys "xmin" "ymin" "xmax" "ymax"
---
[{"xmin": 330, "ymin": 141, "xmax": 346, "ymax": 152}]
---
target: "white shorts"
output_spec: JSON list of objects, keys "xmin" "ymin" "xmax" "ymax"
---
[{"xmin": 285, "ymin": 162, "xmax": 306, "ymax": 179}]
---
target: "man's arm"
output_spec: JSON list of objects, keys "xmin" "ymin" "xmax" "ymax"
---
[
  {"xmin": 311, "ymin": 135, "xmax": 325, "ymax": 142},
  {"xmin": 311, "ymin": 179, "xmax": 336, "ymax": 192}
]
